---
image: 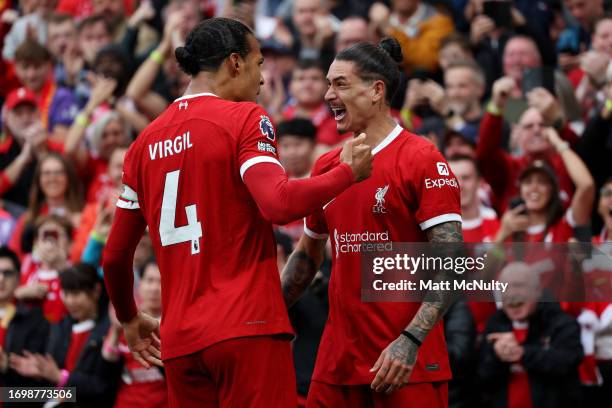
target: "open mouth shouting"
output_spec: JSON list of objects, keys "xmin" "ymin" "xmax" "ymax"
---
[{"xmin": 331, "ymin": 105, "xmax": 347, "ymax": 122}]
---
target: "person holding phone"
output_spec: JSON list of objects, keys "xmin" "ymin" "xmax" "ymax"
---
[
  {"xmin": 494, "ymin": 128, "xmax": 594, "ymax": 243},
  {"xmin": 476, "ymin": 74, "xmax": 582, "ymax": 214},
  {"xmin": 15, "ymin": 214, "xmax": 73, "ymax": 323}
]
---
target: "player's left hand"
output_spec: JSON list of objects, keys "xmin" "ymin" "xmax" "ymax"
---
[
  {"xmin": 370, "ymin": 335, "xmax": 417, "ymax": 394},
  {"xmin": 123, "ymin": 311, "xmax": 163, "ymax": 368}
]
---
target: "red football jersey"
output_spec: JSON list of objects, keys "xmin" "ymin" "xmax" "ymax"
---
[
  {"xmin": 114, "ymin": 332, "xmax": 168, "ymax": 408},
  {"xmin": 525, "ymin": 210, "xmax": 575, "ymax": 243},
  {"xmin": 19, "ymin": 260, "xmax": 66, "ymax": 323},
  {"xmin": 118, "ymin": 93, "xmax": 293, "ymax": 360},
  {"xmin": 64, "ymin": 319, "xmax": 94, "ymax": 371},
  {"xmin": 462, "ymin": 206, "xmax": 500, "ymax": 243},
  {"xmin": 305, "ymin": 125, "xmax": 462, "ymax": 385}
]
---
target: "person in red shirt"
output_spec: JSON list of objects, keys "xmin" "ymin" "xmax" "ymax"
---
[
  {"xmin": 103, "ymin": 260, "xmax": 167, "ymax": 408},
  {"xmin": 282, "ymin": 59, "xmax": 348, "ymax": 151},
  {"xmin": 0, "ymin": 87, "xmax": 64, "ymax": 209},
  {"xmin": 8, "ymin": 152, "xmax": 83, "ymax": 259},
  {"xmin": 102, "ymin": 17, "xmax": 373, "ymax": 408},
  {"xmin": 448, "ymin": 155, "xmax": 499, "ymax": 244},
  {"xmin": 282, "ymin": 38, "xmax": 463, "ymax": 407},
  {"xmin": 477, "ymin": 76, "xmax": 580, "ymax": 212},
  {"xmin": 14, "ymin": 214, "xmax": 71, "ymax": 323},
  {"xmin": 494, "ymin": 128, "xmax": 595, "ymax": 244},
  {"xmin": 448, "ymin": 155, "xmax": 499, "ymax": 335}
]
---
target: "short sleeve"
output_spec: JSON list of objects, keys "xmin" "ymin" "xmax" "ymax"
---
[
  {"xmin": 411, "ymin": 145, "xmax": 462, "ymax": 230},
  {"xmin": 237, "ymin": 104, "xmax": 283, "ymax": 180},
  {"xmin": 116, "ymin": 143, "xmax": 140, "ymax": 211},
  {"xmin": 303, "ymin": 156, "xmax": 330, "ymax": 239}
]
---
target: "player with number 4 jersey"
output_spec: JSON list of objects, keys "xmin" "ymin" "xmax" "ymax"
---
[{"xmin": 102, "ymin": 18, "xmax": 373, "ymax": 408}]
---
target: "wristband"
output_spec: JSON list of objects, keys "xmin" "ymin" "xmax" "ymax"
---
[
  {"xmin": 401, "ymin": 330, "xmax": 422, "ymax": 347},
  {"xmin": 556, "ymin": 141, "xmax": 570, "ymax": 153},
  {"xmin": 400, "ymin": 108, "xmax": 413, "ymax": 130},
  {"xmin": 102, "ymin": 342, "xmax": 119, "ymax": 355},
  {"xmin": 606, "ymin": 99, "xmax": 612, "ymax": 111},
  {"xmin": 150, "ymin": 50, "xmax": 165, "ymax": 65},
  {"xmin": 90, "ymin": 230, "xmax": 107, "ymax": 244},
  {"xmin": 489, "ymin": 246, "xmax": 505, "ymax": 260},
  {"xmin": 57, "ymin": 369, "xmax": 70, "ymax": 388},
  {"xmin": 75, "ymin": 112, "xmax": 89, "ymax": 127},
  {"xmin": 486, "ymin": 101, "xmax": 502, "ymax": 116}
]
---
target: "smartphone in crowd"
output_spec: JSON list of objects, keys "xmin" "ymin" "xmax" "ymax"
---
[
  {"xmin": 522, "ymin": 66, "xmax": 556, "ymax": 96},
  {"xmin": 483, "ymin": 0, "xmax": 513, "ymax": 30},
  {"xmin": 509, "ymin": 197, "xmax": 528, "ymax": 215}
]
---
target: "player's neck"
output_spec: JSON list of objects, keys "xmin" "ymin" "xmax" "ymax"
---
[
  {"xmin": 358, "ymin": 115, "xmax": 397, "ymax": 152},
  {"xmin": 183, "ymin": 73, "xmax": 234, "ymax": 101}
]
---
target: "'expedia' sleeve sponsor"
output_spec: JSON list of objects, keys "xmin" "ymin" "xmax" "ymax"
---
[
  {"xmin": 237, "ymin": 104, "xmax": 283, "ymax": 180},
  {"xmin": 411, "ymin": 145, "xmax": 462, "ymax": 230}
]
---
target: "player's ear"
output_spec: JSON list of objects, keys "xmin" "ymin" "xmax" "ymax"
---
[
  {"xmin": 371, "ymin": 80, "xmax": 385, "ymax": 104},
  {"xmin": 228, "ymin": 53, "xmax": 241, "ymax": 75}
]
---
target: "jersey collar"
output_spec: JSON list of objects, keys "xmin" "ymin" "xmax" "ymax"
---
[
  {"xmin": 371, "ymin": 124, "xmax": 403, "ymax": 155},
  {"xmin": 174, "ymin": 92, "xmax": 219, "ymax": 102}
]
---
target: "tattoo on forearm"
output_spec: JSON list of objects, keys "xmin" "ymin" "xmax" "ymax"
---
[
  {"xmin": 407, "ymin": 222, "xmax": 463, "ymax": 342},
  {"xmin": 425, "ymin": 221, "xmax": 463, "ymax": 243},
  {"xmin": 281, "ymin": 251, "xmax": 318, "ymax": 307}
]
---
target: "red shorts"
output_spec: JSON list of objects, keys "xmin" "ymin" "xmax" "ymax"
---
[
  {"xmin": 306, "ymin": 380, "xmax": 448, "ymax": 408},
  {"xmin": 164, "ymin": 335, "xmax": 296, "ymax": 408}
]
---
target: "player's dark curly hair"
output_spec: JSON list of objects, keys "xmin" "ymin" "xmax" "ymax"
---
[
  {"xmin": 335, "ymin": 37, "xmax": 403, "ymax": 104},
  {"xmin": 175, "ymin": 17, "xmax": 253, "ymax": 75}
]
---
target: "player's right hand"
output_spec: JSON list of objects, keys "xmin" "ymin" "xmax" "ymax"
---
[
  {"xmin": 341, "ymin": 133, "xmax": 373, "ymax": 182},
  {"xmin": 122, "ymin": 311, "xmax": 163, "ymax": 368}
]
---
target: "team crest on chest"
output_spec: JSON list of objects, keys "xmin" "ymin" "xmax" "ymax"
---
[
  {"xmin": 259, "ymin": 115, "xmax": 275, "ymax": 141},
  {"xmin": 373, "ymin": 185, "xmax": 389, "ymax": 214}
]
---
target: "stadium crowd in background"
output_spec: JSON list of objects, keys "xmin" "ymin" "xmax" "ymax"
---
[{"xmin": 0, "ymin": 0, "xmax": 612, "ymax": 407}]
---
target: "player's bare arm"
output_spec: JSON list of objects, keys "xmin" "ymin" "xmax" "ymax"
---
[
  {"xmin": 370, "ymin": 221, "xmax": 463, "ymax": 394},
  {"xmin": 281, "ymin": 234, "xmax": 327, "ymax": 307}
]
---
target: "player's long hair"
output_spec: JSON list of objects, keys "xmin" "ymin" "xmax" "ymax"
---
[
  {"xmin": 335, "ymin": 38, "xmax": 403, "ymax": 104},
  {"xmin": 175, "ymin": 17, "xmax": 252, "ymax": 76}
]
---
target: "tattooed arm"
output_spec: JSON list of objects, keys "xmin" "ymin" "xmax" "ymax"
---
[
  {"xmin": 370, "ymin": 221, "xmax": 463, "ymax": 394},
  {"xmin": 281, "ymin": 234, "xmax": 328, "ymax": 307}
]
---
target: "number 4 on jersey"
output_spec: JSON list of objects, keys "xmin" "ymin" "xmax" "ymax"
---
[{"xmin": 159, "ymin": 170, "xmax": 202, "ymax": 255}]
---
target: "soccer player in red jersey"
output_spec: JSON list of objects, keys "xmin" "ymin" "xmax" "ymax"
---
[
  {"xmin": 102, "ymin": 18, "xmax": 373, "ymax": 408},
  {"xmin": 281, "ymin": 38, "xmax": 463, "ymax": 407}
]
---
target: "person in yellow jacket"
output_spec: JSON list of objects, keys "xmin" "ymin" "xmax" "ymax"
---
[{"xmin": 369, "ymin": 0, "xmax": 454, "ymax": 74}]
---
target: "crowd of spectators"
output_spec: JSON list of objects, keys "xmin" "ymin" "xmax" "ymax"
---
[{"xmin": 0, "ymin": 0, "xmax": 612, "ymax": 407}]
